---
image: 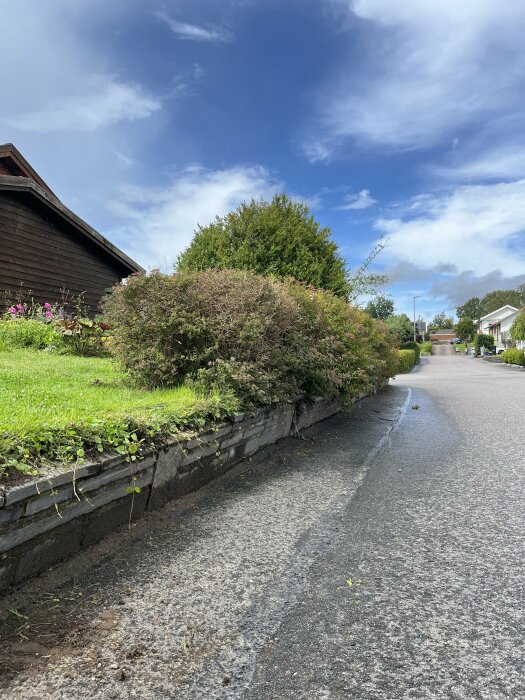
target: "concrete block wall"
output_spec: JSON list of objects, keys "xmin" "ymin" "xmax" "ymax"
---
[{"xmin": 0, "ymin": 387, "xmax": 384, "ymax": 593}]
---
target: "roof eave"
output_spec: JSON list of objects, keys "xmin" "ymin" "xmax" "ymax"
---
[{"xmin": 0, "ymin": 175, "xmax": 144, "ymax": 275}]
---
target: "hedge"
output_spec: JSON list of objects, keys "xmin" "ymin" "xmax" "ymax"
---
[
  {"xmin": 397, "ymin": 348, "xmax": 417, "ymax": 372},
  {"xmin": 501, "ymin": 348, "xmax": 525, "ymax": 366},
  {"xmin": 103, "ymin": 269, "xmax": 398, "ymax": 407},
  {"xmin": 400, "ymin": 341, "xmax": 421, "ymax": 362}
]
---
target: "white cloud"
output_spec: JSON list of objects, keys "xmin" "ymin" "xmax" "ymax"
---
[
  {"xmin": 4, "ymin": 75, "xmax": 160, "ymax": 133},
  {"xmin": 155, "ymin": 11, "xmax": 233, "ymax": 43},
  {"xmin": 307, "ymin": 1, "xmax": 525, "ymax": 157},
  {"xmin": 433, "ymin": 144, "xmax": 525, "ymax": 182},
  {"xmin": 108, "ymin": 165, "xmax": 284, "ymax": 270},
  {"xmin": 338, "ymin": 189, "xmax": 377, "ymax": 210},
  {"xmin": 114, "ymin": 151, "xmax": 136, "ymax": 169},
  {"xmin": 375, "ymin": 180, "xmax": 525, "ymax": 278}
]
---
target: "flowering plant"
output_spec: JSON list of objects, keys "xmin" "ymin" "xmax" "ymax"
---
[{"xmin": 5, "ymin": 300, "xmax": 64, "ymax": 323}]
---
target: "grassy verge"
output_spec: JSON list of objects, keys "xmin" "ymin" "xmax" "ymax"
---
[{"xmin": 0, "ymin": 349, "xmax": 239, "ymax": 482}]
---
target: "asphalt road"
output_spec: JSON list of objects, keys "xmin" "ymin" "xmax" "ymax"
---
[{"xmin": 0, "ymin": 355, "xmax": 524, "ymax": 699}]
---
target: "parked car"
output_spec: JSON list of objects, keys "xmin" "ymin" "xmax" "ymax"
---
[{"xmin": 449, "ymin": 338, "xmax": 461, "ymax": 344}]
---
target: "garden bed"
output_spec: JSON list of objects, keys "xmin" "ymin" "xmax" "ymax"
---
[{"xmin": 0, "ymin": 348, "xmax": 238, "ymax": 483}]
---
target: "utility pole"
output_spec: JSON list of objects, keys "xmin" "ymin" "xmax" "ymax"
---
[{"xmin": 413, "ymin": 295, "xmax": 421, "ymax": 342}]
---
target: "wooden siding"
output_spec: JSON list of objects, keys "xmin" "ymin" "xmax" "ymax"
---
[{"xmin": 0, "ymin": 191, "xmax": 129, "ymax": 312}]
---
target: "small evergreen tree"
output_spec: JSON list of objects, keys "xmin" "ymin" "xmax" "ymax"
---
[{"xmin": 176, "ymin": 194, "xmax": 350, "ymax": 297}]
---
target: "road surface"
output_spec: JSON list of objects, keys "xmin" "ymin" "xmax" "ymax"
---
[{"xmin": 0, "ymin": 354, "xmax": 524, "ymax": 699}]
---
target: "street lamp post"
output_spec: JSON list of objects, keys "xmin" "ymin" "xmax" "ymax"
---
[{"xmin": 413, "ymin": 295, "xmax": 421, "ymax": 342}]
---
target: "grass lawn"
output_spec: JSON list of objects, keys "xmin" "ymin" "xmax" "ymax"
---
[{"xmin": 0, "ymin": 349, "xmax": 238, "ymax": 481}]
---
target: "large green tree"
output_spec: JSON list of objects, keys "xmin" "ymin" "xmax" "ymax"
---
[
  {"xmin": 457, "ymin": 287, "xmax": 525, "ymax": 320},
  {"xmin": 384, "ymin": 314, "xmax": 414, "ymax": 345},
  {"xmin": 176, "ymin": 194, "xmax": 350, "ymax": 297},
  {"xmin": 431, "ymin": 312, "xmax": 454, "ymax": 329},
  {"xmin": 364, "ymin": 295, "xmax": 394, "ymax": 320},
  {"xmin": 455, "ymin": 318, "xmax": 475, "ymax": 342},
  {"xmin": 456, "ymin": 297, "xmax": 482, "ymax": 320},
  {"xmin": 481, "ymin": 289, "xmax": 524, "ymax": 315}
]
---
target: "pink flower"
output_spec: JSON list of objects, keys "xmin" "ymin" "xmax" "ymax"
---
[
  {"xmin": 44, "ymin": 302, "xmax": 52, "ymax": 309},
  {"xmin": 8, "ymin": 307, "xmax": 16, "ymax": 314},
  {"xmin": 45, "ymin": 311, "xmax": 53, "ymax": 319}
]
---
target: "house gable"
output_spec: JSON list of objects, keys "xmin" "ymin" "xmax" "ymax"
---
[
  {"xmin": 0, "ymin": 144, "xmax": 55, "ymax": 196},
  {"xmin": 0, "ymin": 144, "xmax": 143, "ymax": 312},
  {"xmin": 477, "ymin": 305, "xmax": 519, "ymax": 323}
]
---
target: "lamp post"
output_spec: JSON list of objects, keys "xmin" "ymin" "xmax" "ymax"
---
[{"xmin": 413, "ymin": 295, "xmax": 421, "ymax": 342}]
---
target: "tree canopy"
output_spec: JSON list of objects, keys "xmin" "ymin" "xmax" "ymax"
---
[
  {"xmin": 456, "ymin": 286, "xmax": 525, "ymax": 320},
  {"xmin": 456, "ymin": 297, "xmax": 482, "ymax": 321},
  {"xmin": 176, "ymin": 193, "xmax": 388, "ymax": 300},
  {"xmin": 176, "ymin": 194, "xmax": 350, "ymax": 297},
  {"xmin": 364, "ymin": 295, "xmax": 394, "ymax": 320},
  {"xmin": 384, "ymin": 314, "xmax": 413, "ymax": 345},
  {"xmin": 430, "ymin": 312, "xmax": 454, "ymax": 329},
  {"xmin": 455, "ymin": 318, "xmax": 475, "ymax": 341}
]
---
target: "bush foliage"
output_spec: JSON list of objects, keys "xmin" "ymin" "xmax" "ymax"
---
[
  {"xmin": 0, "ymin": 319, "xmax": 61, "ymax": 350},
  {"xmin": 501, "ymin": 348, "xmax": 525, "ymax": 366},
  {"xmin": 399, "ymin": 341, "xmax": 421, "ymax": 363},
  {"xmin": 104, "ymin": 270, "xmax": 398, "ymax": 406},
  {"xmin": 384, "ymin": 314, "xmax": 414, "ymax": 345},
  {"xmin": 397, "ymin": 349, "xmax": 417, "ymax": 372},
  {"xmin": 474, "ymin": 333, "xmax": 494, "ymax": 355},
  {"xmin": 510, "ymin": 308, "xmax": 525, "ymax": 341}
]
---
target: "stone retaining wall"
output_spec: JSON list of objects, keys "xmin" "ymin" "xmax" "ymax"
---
[{"xmin": 0, "ymin": 388, "xmax": 383, "ymax": 593}]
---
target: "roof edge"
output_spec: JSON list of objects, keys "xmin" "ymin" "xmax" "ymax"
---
[
  {"xmin": 0, "ymin": 175, "xmax": 144, "ymax": 274},
  {"xmin": 478, "ymin": 305, "xmax": 519, "ymax": 322},
  {"xmin": 0, "ymin": 143, "xmax": 56, "ymax": 197}
]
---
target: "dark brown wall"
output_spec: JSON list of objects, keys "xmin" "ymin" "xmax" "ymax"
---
[{"xmin": 0, "ymin": 191, "xmax": 128, "ymax": 312}]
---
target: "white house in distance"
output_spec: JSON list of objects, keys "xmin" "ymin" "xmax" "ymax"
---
[{"xmin": 476, "ymin": 305, "xmax": 525, "ymax": 351}]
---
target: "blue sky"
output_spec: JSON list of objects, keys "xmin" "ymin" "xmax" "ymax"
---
[{"xmin": 2, "ymin": 0, "xmax": 525, "ymax": 321}]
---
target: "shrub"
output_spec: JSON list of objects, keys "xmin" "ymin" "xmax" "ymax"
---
[
  {"xmin": 474, "ymin": 333, "xmax": 494, "ymax": 355},
  {"xmin": 400, "ymin": 341, "xmax": 420, "ymax": 362},
  {"xmin": 103, "ymin": 270, "xmax": 398, "ymax": 406},
  {"xmin": 510, "ymin": 308, "xmax": 525, "ymax": 342},
  {"xmin": 501, "ymin": 348, "xmax": 525, "ymax": 366},
  {"xmin": 287, "ymin": 282, "xmax": 398, "ymax": 401},
  {"xmin": 0, "ymin": 319, "xmax": 62, "ymax": 350},
  {"xmin": 397, "ymin": 349, "xmax": 417, "ymax": 372},
  {"xmin": 420, "ymin": 341, "xmax": 432, "ymax": 355}
]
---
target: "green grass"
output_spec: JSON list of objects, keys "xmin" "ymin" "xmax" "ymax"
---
[{"xmin": 0, "ymin": 349, "xmax": 239, "ymax": 481}]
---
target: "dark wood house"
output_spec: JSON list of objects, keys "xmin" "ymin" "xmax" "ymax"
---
[{"xmin": 0, "ymin": 144, "xmax": 143, "ymax": 312}]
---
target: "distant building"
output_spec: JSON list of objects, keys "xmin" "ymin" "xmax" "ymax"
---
[
  {"xmin": 429, "ymin": 329, "xmax": 455, "ymax": 342},
  {"xmin": 0, "ymin": 143, "xmax": 143, "ymax": 312},
  {"xmin": 415, "ymin": 319, "xmax": 426, "ymax": 333}
]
